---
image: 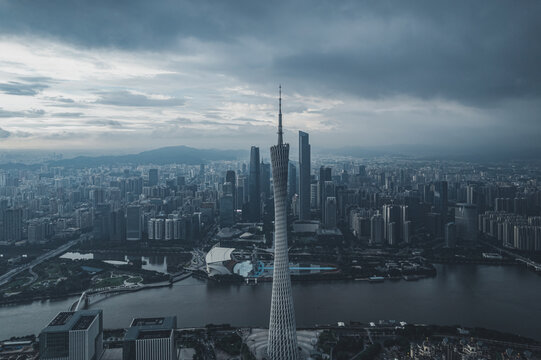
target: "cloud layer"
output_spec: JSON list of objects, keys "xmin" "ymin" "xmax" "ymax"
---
[{"xmin": 0, "ymin": 0, "xmax": 539, "ymax": 154}]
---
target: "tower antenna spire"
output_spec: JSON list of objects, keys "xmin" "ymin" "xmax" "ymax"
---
[{"xmin": 278, "ymin": 85, "xmax": 283, "ymax": 145}]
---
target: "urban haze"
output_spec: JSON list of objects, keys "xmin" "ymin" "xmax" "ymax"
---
[{"xmin": 0, "ymin": 1, "xmax": 540, "ymax": 360}]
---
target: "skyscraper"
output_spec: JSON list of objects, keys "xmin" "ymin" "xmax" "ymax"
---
[
  {"xmin": 226, "ymin": 170, "xmax": 237, "ymax": 210},
  {"xmin": 248, "ymin": 146, "xmax": 261, "ymax": 222},
  {"xmin": 148, "ymin": 168, "xmax": 158, "ymax": 186},
  {"xmin": 298, "ymin": 131, "xmax": 311, "ymax": 220},
  {"xmin": 288, "ymin": 162, "xmax": 297, "ymax": 203},
  {"xmin": 261, "ymin": 160, "xmax": 271, "ymax": 200},
  {"xmin": 319, "ymin": 167, "xmax": 332, "ymax": 221},
  {"xmin": 268, "ymin": 86, "xmax": 298, "ymax": 359},
  {"xmin": 321, "ymin": 178, "xmax": 335, "ymax": 223},
  {"xmin": 324, "ymin": 196, "xmax": 337, "ymax": 228},
  {"xmin": 126, "ymin": 205, "xmax": 142, "ymax": 241},
  {"xmin": 1, "ymin": 208, "xmax": 22, "ymax": 243}
]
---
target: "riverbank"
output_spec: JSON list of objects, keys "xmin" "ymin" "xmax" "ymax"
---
[{"xmin": 0, "ymin": 264, "xmax": 540, "ymax": 342}]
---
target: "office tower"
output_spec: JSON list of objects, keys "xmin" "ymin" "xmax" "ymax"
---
[
  {"xmin": 111, "ymin": 209, "xmax": 126, "ymax": 244},
  {"xmin": 268, "ymin": 86, "xmax": 298, "ymax": 360},
  {"xmin": 445, "ymin": 222, "xmax": 457, "ymax": 248},
  {"xmin": 387, "ymin": 222, "xmax": 398, "ymax": 245},
  {"xmin": 288, "ymin": 162, "xmax": 297, "ymax": 202},
  {"xmin": 148, "ymin": 168, "xmax": 158, "ymax": 186},
  {"xmin": 291, "ymin": 194, "xmax": 299, "ymax": 217},
  {"xmin": 126, "ymin": 205, "xmax": 142, "ymax": 241},
  {"xmin": 261, "ymin": 161, "xmax": 271, "ymax": 200},
  {"xmin": 298, "ymin": 131, "xmax": 311, "ymax": 220},
  {"xmin": 403, "ymin": 220, "xmax": 412, "ymax": 244},
  {"xmin": 40, "ymin": 310, "xmax": 103, "ymax": 360},
  {"xmin": 400, "ymin": 205, "xmax": 409, "ymax": 242},
  {"xmin": 249, "ymin": 146, "xmax": 261, "ymax": 222},
  {"xmin": 318, "ymin": 167, "xmax": 332, "ymax": 211},
  {"xmin": 455, "ymin": 203, "xmax": 478, "ymax": 242},
  {"xmin": 370, "ymin": 214, "xmax": 384, "ymax": 245},
  {"xmin": 226, "ymin": 170, "xmax": 236, "ymax": 210},
  {"xmin": 358, "ymin": 165, "xmax": 366, "ymax": 177},
  {"xmin": 177, "ymin": 175, "xmax": 186, "ymax": 187},
  {"xmin": 322, "ymin": 180, "xmax": 335, "ymax": 223},
  {"xmin": 27, "ymin": 221, "xmax": 44, "ymax": 243},
  {"xmin": 123, "ymin": 317, "xmax": 177, "ymax": 360},
  {"xmin": 324, "ymin": 196, "xmax": 337, "ymax": 228},
  {"xmin": 433, "ymin": 181, "xmax": 449, "ymax": 230},
  {"xmin": 93, "ymin": 204, "xmax": 111, "ymax": 241},
  {"xmin": 1, "ymin": 208, "xmax": 22, "ymax": 243},
  {"xmin": 219, "ymin": 195, "xmax": 234, "ymax": 226},
  {"xmin": 466, "ymin": 185, "xmax": 476, "ymax": 205},
  {"xmin": 89, "ymin": 188, "xmax": 105, "ymax": 206},
  {"xmin": 310, "ymin": 183, "xmax": 318, "ymax": 209},
  {"xmin": 199, "ymin": 164, "xmax": 205, "ymax": 177}
]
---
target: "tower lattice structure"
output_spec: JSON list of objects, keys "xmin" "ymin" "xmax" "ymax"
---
[{"xmin": 267, "ymin": 86, "xmax": 299, "ymax": 360}]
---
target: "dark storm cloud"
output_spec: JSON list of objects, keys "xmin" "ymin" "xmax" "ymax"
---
[
  {"xmin": 0, "ymin": 81, "xmax": 49, "ymax": 96},
  {"xmin": 95, "ymin": 91, "xmax": 185, "ymax": 107},
  {"xmin": 1, "ymin": 0, "xmax": 540, "ymax": 105},
  {"xmin": 0, "ymin": 128, "xmax": 10, "ymax": 138}
]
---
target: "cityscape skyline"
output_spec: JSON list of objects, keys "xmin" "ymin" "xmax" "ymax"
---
[
  {"xmin": 0, "ymin": 1, "xmax": 540, "ymax": 153},
  {"xmin": 1, "ymin": 1, "xmax": 541, "ymax": 359}
]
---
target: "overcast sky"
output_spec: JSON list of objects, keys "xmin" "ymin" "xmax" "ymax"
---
[{"xmin": 0, "ymin": 0, "xmax": 539, "ymax": 154}]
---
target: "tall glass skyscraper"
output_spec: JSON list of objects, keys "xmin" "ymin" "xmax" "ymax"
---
[
  {"xmin": 298, "ymin": 131, "xmax": 311, "ymax": 221},
  {"xmin": 267, "ymin": 86, "xmax": 299, "ymax": 359},
  {"xmin": 248, "ymin": 146, "xmax": 261, "ymax": 222}
]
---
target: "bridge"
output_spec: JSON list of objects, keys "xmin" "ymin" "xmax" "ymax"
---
[
  {"xmin": 69, "ymin": 271, "xmax": 192, "ymax": 311},
  {"xmin": 481, "ymin": 240, "xmax": 541, "ymax": 272},
  {"xmin": 516, "ymin": 258, "xmax": 541, "ymax": 271}
]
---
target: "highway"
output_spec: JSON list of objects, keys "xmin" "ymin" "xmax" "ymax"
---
[{"xmin": 0, "ymin": 235, "xmax": 86, "ymax": 286}]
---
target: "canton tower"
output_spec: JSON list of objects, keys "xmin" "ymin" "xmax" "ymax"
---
[{"xmin": 267, "ymin": 86, "xmax": 299, "ymax": 360}]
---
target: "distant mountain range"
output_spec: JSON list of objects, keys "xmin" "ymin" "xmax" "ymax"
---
[
  {"xmin": 47, "ymin": 146, "xmax": 246, "ymax": 168},
  {"xmin": 0, "ymin": 143, "xmax": 539, "ymax": 170}
]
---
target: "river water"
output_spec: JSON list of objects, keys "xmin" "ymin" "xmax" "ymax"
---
[{"xmin": 0, "ymin": 264, "xmax": 540, "ymax": 341}]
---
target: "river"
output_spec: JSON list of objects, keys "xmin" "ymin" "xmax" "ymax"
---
[{"xmin": 0, "ymin": 264, "xmax": 539, "ymax": 341}]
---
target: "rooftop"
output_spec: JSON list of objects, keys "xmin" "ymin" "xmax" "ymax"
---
[
  {"xmin": 124, "ymin": 316, "xmax": 177, "ymax": 342},
  {"xmin": 48, "ymin": 312, "xmax": 74, "ymax": 327},
  {"xmin": 72, "ymin": 315, "xmax": 96, "ymax": 330},
  {"xmin": 131, "ymin": 318, "xmax": 165, "ymax": 327},
  {"xmin": 205, "ymin": 246, "xmax": 234, "ymax": 264},
  {"xmin": 137, "ymin": 330, "xmax": 173, "ymax": 340},
  {"xmin": 42, "ymin": 310, "xmax": 102, "ymax": 333}
]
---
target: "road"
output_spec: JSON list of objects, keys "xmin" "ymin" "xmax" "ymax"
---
[{"xmin": 0, "ymin": 235, "xmax": 86, "ymax": 286}]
